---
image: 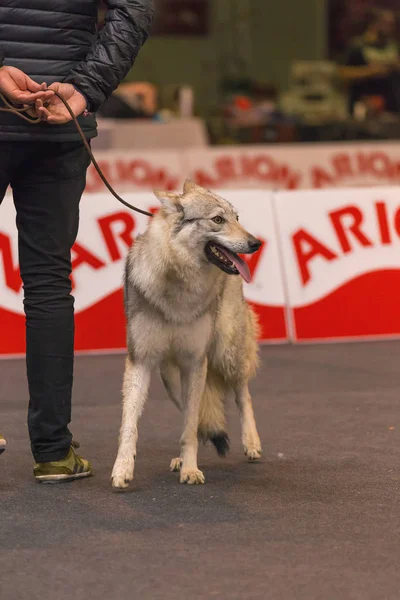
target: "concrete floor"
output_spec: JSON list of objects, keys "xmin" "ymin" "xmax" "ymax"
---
[{"xmin": 1, "ymin": 342, "xmax": 400, "ymax": 600}]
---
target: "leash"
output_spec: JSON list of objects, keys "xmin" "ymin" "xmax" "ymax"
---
[{"xmin": 0, "ymin": 90, "xmax": 153, "ymax": 217}]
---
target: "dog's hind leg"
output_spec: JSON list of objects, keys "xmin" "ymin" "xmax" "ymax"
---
[
  {"xmin": 160, "ymin": 361, "xmax": 182, "ymax": 412},
  {"xmin": 235, "ymin": 382, "xmax": 262, "ymax": 461},
  {"xmin": 160, "ymin": 362, "xmax": 185, "ymax": 473},
  {"xmin": 111, "ymin": 357, "xmax": 151, "ymax": 489},
  {"xmin": 178, "ymin": 358, "xmax": 207, "ymax": 484}
]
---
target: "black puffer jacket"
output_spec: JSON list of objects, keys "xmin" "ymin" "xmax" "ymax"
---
[{"xmin": 0, "ymin": 0, "xmax": 154, "ymax": 141}]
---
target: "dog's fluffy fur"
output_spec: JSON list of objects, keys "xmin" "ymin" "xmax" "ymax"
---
[{"xmin": 112, "ymin": 180, "xmax": 262, "ymax": 488}]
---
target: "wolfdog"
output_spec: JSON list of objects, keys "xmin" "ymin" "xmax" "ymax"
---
[{"xmin": 111, "ymin": 180, "xmax": 262, "ymax": 489}]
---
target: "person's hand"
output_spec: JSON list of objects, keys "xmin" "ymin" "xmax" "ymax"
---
[
  {"xmin": 0, "ymin": 66, "xmax": 53, "ymax": 105},
  {"xmin": 35, "ymin": 82, "xmax": 87, "ymax": 124}
]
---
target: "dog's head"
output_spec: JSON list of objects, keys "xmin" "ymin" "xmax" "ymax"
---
[{"xmin": 153, "ymin": 180, "xmax": 261, "ymax": 283}]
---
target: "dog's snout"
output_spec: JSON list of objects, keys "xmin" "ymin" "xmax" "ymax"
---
[{"xmin": 248, "ymin": 237, "xmax": 262, "ymax": 253}]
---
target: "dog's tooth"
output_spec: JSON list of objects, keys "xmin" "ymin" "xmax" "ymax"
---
[{"xmin": 209, "ymin": 244, "xmax": 235, "ymax": 267}]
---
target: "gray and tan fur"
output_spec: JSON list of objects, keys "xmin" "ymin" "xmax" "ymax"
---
[{"xmin": 111, "ymin": 180, "xmax": 262, "ymax": 489}]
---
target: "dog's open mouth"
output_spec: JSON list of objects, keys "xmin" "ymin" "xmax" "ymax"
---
[{"xmin": 205, "ymin": 242, "xmax": 251, "ymax": 283}]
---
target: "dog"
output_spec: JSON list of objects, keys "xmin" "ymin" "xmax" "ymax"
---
[{"xmin": 111, "ymin": 179, "xmax": 262, "ymax": 489}]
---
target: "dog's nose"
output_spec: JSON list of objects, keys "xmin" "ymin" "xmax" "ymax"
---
[{"xmin": 248, "ymin": 238, "xmax": 262, "ymax": 252}]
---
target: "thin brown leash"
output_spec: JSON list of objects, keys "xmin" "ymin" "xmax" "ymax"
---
[
  {"xmin": 0, "ymin": 91, "xmax": 154, "ymax": 217},
  {"xmin": 0, "ymin": 91, "xmax": 42, "ymax": 123}
]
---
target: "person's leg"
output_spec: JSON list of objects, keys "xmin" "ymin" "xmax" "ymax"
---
[
  {"xmin": 11, "ymin": 142, "xmax": 90, "ymax": 463},
  {"xmin": 0, "ymin": 142, "xmax": 28, "ymax": 454}
]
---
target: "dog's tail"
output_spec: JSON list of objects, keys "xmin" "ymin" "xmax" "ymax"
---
[{"xmin": 198, "ymin": 371, "xmax": 229, "ymax": 457}]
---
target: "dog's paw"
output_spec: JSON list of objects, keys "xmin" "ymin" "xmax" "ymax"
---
[
  {"xmin": 170, "ymin": 457, "xmax": 182, "ymax": 472},
  {"xmin": 245, "ymin": 447, "xmax": 262, "ymax": 461},
  {"xmin": 180, "ymin": 468, "xmax": 205, "ymax": 485},
  {"xmin": 111, "ymin": 457, "xmax": 135, "ymax": 490},
  {"xmin": 243, "ymin": 432, "xmax": 262, "ymax": 461}
]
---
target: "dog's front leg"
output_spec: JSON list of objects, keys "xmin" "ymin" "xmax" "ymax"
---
[
  {"xmin": 179, "ymin": 358, "xmax": 207, "ymax": 485},
  {"xmin": 111, "ymin": 357, "xmax": 151, "ymax": 489}
]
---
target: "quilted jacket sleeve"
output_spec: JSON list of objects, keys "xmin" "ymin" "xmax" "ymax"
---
[{"xmin": 65, "ymin": 0, "xmax": 155, "ymax": 112}]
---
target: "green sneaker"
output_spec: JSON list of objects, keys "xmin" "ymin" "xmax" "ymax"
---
[
  {"xmin": 0, "ymin": 434, "xmax": 6, "ymax": 455},
  {"xmin": 33, "ymin": 443, "xmax": 92, "ymax": 484}
]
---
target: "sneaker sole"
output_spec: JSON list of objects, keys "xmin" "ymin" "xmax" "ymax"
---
[
  {"xmin": 0, "ymin": 445, "xmax": 5, "ymax": 455},
  {"xmin": 35, "ymin": 471, "xmax": 92, "ymax": 484}
]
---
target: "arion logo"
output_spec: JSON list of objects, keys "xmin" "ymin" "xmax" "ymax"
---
[
  {"xmin": 85, "ymin": 158, "xmax": 180, "ymax": 193},
  {"xmin": 193, "ymin": 153, "xmax": 301, "ymax": 190},
  {"xmin": 292, "ymin": 201, "xmax": 400, "ymax": 286}
]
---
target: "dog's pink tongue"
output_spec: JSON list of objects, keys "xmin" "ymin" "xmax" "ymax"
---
[{"xmin": 216, "ymin": 245, "xmax": 251, "ymax": 283}]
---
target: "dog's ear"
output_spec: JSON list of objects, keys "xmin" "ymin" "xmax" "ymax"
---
[
  {"xmin": 153, "ymin": 190, "xmax": 183, "ymax": 214},
  {"xmin": 183, "ymin": 179, "xmax": 202, "ymax": 195}
]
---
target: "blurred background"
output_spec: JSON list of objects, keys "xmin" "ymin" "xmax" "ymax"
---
[{"xmin": 95, "ymin": 0, "xmax": 400, "ymax": 148}]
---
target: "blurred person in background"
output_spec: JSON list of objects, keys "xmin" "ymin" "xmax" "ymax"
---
[
  {"xmin": 338, "ymin": 8, "xmax": 400, "ymax": 116},
  {"xmin": 97, "ymin": 82, "xmax": 159, "ymax": 120},
  {"xmin": 0, "ymin": 0, "xmax": 154, "ymax": 482}
]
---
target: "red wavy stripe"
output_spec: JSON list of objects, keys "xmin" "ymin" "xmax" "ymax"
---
[
  {"xmin": 0, "ymin": 290, "xmax": 288, "ymax": 355},
  {"xmin": 0, "ymin": 309, "xmax": 25, "ymax": 354},
  {"xmin": 247, "ymin": 301, "xmax": 288, "ymax": 341},
  {"xmin": 75, "ymin": 289, "xmax": 126, "ymax": 350},
  {"xmin": 293, "ymin": 269, "xmax": 400, "ymax": 340}
]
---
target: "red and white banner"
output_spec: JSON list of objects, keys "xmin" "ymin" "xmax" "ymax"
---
[
  {"xmin": 274, "ymin": 186, "xmax": 400, "ymax": 341},
  {"xmin": 0, "ymin": 190, "xmax": 287, "ymax": 356},
  {"xmin": 85, "ymin": 150, "xmax": 185, "ymax": 193},
  {"xmin": 186, "ymin": 143, "xmax": 400, "ymax": 191},
  {"xmin": 4, "ymin": 183, "xmax": 400, "ymax": 356},
  {"xmin": 85, "ymin": 142, "xmax": 400, "ymax": 195}
]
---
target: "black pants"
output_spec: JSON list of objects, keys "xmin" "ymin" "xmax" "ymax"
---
[{"xmin": 0, "ymin": 141, "xmax": 90, "ymax": 462}]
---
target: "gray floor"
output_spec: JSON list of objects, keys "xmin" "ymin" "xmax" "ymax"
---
[{"xmin": 1, "ymin": 342, "xmax": 400, "ymax": 600}]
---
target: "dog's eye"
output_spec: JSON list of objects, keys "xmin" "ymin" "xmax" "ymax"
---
[
  {"xmin": 236, "ymin": 215, "xmax": 239, "ymax": 221},
  {"xmin": 212, "ymin": 216, "xmax": 224, "ymax": 224}
]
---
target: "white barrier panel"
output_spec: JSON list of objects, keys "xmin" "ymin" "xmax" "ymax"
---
[
  {"xmin": 0, "ymin": 190, "xmax": 288, "ymax": 356},
  {"xmin": 274, "ymin": 186, "xmax": 400, "ymax": 341}
]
